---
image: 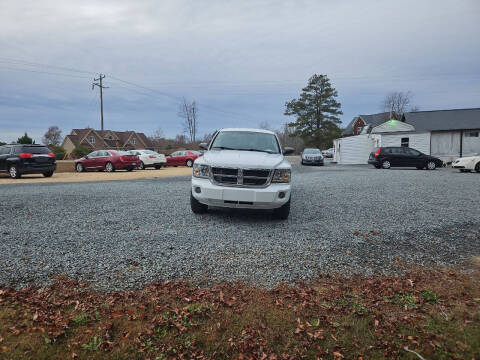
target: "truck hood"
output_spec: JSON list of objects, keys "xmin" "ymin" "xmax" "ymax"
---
[{"xmin": 201, "ymin": 150, "xmax": 286, "ymax": 169}]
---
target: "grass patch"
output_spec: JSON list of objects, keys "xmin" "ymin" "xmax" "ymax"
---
[{"xmin": 0, "ymin": 268, "xmax": 479, "ymax": 359}]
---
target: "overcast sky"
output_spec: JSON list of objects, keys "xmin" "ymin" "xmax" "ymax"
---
[{"xmin": 0, "ymin": 0, "xmax": 479, "ymax": 143}]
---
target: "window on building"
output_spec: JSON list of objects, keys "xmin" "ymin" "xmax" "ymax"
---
[
  {"xmin": 108, "ymin": 135, "xmax": 113, "ymax": 140},
  {"xmin": 89, "ymin": 136, "xmax": 95, "ymax": 144},
  {"xmin": 465, "ymin": 131, "xmax": 479, "ymax": 137},
  {"xmin": 356, "ymin": 126, "xmax": 364, "ymax": 134},
  {"xmin": 132, "ymin": 137, "xmax": 137, "ymax": 145},
  {"xmin": 401, "ymin": 137, "xmax": 409, "ymax": 147}
]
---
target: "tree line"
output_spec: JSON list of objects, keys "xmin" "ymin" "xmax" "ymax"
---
[{"xmin": 1, "ymin": 77, "xmax": 417, "ymax": 156}]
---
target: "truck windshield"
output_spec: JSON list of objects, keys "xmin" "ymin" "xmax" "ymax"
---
[{"xmin": 210, "ymin": 131, "xmax": 280, "ymax": 154}]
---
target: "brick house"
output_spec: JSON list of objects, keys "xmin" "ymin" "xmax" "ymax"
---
[
  {"xmin": 61, "ymin": 128, "xmax": 154, "ymax": 156},
  {"xmin": 342, "ymin": 112, "xmax": 397, "ymax": 137}
]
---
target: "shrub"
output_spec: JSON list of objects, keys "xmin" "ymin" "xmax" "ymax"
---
[
  {"xmin": 49, "ymin": 145, "xmax": 66, "ymax": 160},
  {"xmin": 72, "ymin": 145, "xmax": 90, "ymax": 159}
]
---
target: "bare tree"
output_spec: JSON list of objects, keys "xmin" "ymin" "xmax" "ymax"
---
[
  {"xmin": 179, "ymin": 98, "xmax": 198, "ymax": 143},
  {"xmin": 276, "ymin": 123, "xmax": 304, "ymax": 153},
  {"xmin": 151, "ymin": 128, "xmax": 165, "ymax": 140},
  {"xmin": 42, "ymin": 126, "xmax": 62, "ymax": 146},
  {"xmin": 382, "ymin": 91, "xmax": 418, "ymax": 118}
]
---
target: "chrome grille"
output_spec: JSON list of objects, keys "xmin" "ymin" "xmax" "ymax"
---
[{"xmin": 211, "ymin": 167, "xmax": 271, "ymax": 187}]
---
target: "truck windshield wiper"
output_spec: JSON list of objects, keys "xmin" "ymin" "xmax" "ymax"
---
[
  {"xmin": 211, "ymin": 146, "xmax": 236, "ymax": 150},
  {"xmin": 241, "ymin": 149, "xmax": 276, "ymax": 154}
]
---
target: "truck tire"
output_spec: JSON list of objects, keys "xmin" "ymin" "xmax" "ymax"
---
[
  {"xmin": 273, "ymin": 198, "xmax": 291, "ymax": 220},
  {"xmin": 191, "ymin": 192, "xmax": 208, "ymax": 214}
]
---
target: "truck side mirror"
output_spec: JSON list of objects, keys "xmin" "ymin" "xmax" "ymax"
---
[{"xmin": 199, "ymin": 142, "xmax": 209, "ymax": 150}]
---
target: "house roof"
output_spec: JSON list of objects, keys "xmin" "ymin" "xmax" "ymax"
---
[
  {"xmin": 65, "ymin": 129, "xmax": 154, "ymax": 149},
  {"xmin": 402, "ymin": 108, "xmax": 480, "ymax": 132},
  {"xmin": 343, "ymin": 112, "xmax": 391, "ymax": 135}
]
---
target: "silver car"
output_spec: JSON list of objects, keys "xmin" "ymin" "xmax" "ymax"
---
[{"xmin": 301, "ymin": 148, "xmax": 324, "ymax": 166}]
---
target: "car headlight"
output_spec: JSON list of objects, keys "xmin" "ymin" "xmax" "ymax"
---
[
  {"xmin": 193, "ymin": 163, "xmax": 210, "ymax": 178},
  {"xmin": 272, "ymin": 169, "xmax": 291, "ymax": 183}
]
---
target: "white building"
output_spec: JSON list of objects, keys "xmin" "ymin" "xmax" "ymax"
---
[{"xmin": 334, "ymin": 108, "xmax": 480, "ymax": 164}]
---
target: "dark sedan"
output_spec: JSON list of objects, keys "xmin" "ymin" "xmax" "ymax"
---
[{"xmin": 368, "ymin": 147, "xmax": 443, "ymax": 170}]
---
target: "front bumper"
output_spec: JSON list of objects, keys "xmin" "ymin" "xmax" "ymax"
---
[
  {"xmin": 302, "ymin": 158, "xmax": 324, "ymax": 164},
  {"xmin": 191, "ymin": 177, "xmax": 291, "ymax": 209}
]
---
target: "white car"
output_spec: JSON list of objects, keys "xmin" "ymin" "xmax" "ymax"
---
[
  {"xmin": 190, "ymin": 128, "xmax": 294, "ymax": 219},
  {"xmin": 452, "ymin": 154, "xmax": 480, "ymax": 172},
  {"xmin": 129, "ymin": 149, "xmax": 167, "ymax": 170},
  {"xmin": 322, "ymin": 148, "xmax": 334, "ymax": 158}
]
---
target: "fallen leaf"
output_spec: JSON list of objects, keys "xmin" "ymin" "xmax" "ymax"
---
[
  {"xmin": 333, "ymin": 351, "xmax": 344, "ymax": 358},
  {"xmin": 33, "ymin": 311, "xmax": 39, "ymax": 321}
]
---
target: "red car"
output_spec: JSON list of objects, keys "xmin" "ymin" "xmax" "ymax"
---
[
  {"xmin": 75, "ymin": 150, "xmax": 139, "ymax": 172},
  {"xmin": 166, "ymin": 150, "xmax": 201, "ymax": 167}
]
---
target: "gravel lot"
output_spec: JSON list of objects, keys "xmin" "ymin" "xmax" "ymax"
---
[{"xmin": 1, "ymin": 162, "xmax": 479, "ymax": 291}]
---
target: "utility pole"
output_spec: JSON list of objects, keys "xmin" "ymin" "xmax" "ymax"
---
[{"xmin": 92, "ymin": 74, "xmax": 109, "ymax": 131}]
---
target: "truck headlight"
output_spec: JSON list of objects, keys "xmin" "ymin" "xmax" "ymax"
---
[
  {"xmin": 193, "ymin": 164, "xmax": 210, "ymax": 178},
  {"xmin": 272, "ymin": 169, "xmax": 291, "ymax": 183}
]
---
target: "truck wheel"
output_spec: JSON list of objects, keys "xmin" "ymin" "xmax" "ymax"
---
[
  {"xmin": 475, "ymin": 162, "xmax": 480, "ymax": 173},
  {"xmin": 273, "ymin": 198, "xmax": 291, "ymax": 220},
  {"xmin": 186, "ymin": 159, "xmax": 193, "ymax": 167},
  {"xmin": 9, "ymin": 165, "xmax": 21, "ymax": 179},
  {"xmin": 43, "ymin": 171, "xmax": 54, "ymax": 177},
  {"xmin": 155, "ymin": 164, "xmax": 162, "ymax": 169},
  {"xmin": 76, "ymin": 163, "xmax": 84, "ymax": 172},
  {"xmin": 191, "ymin": 192, "xmax": 207, "ymax": 214}
]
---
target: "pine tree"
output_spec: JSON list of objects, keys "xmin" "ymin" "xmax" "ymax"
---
[
  {"xmin": 17, "ymin": 132, "xmax": 35, "ymax": 144},
  {"xmin": 284, "ymin": 74, "xmax": 342, "ymax": 148}
]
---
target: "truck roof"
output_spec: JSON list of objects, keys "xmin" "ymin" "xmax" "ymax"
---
[{"xmin": 219, "ymin": 128, "xmax": 276, "ymax": 135}]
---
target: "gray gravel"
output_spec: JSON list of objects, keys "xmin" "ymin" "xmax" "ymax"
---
[{"xmin": 1, "ymin": 162, "xmax": 479, "ymax": 291}]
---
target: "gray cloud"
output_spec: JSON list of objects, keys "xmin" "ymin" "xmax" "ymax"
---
[{"xmin": 0, "ymin": 0, "xmax": 479, "ymax": 142}]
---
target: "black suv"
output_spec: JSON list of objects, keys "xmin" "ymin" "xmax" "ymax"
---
[
  {"xmin": 368, "ymin": 147, "xmax": 443, "ymax": 170},
  {"xmin": 0, "ymin": 144, "xmax": 56, "ymax": 178}
]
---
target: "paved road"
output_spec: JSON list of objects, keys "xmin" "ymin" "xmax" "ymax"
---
[{"xmin": 1, "ymin": 162, "xmax": 479, "ymax": 291}]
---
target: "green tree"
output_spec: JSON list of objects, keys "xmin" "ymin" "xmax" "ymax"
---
[
  {"xmin": 0, "ymin": 141, "xmax": 6, "ymax": 146},
  {"xmin": 284, "ymin": 74, "xmax": 343, "ymax": 149},
  {"xmin": 49, "ymin": 145, "xmax": 66, "ymax": 160},
  {"xmin": 17, "ymin": 132, "xmax": 35, "ymax": 144},
  {"xmin": 72, "ymin": 145, "xmax": 90, "ymax": 159}
]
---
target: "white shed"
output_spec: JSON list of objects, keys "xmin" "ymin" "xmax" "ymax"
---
[
  {"xmin": 335, "ymin": 108, "xmax": 480, "ymax": 164},
  {"xmin": 333, "ymin": 120, "xmax": 430, "ymax": 164}
]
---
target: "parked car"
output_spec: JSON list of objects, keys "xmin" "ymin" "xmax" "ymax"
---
[
  {"xmin": 129, "ymin": 149, "xmax": 167, "ymax": 170},
  {"xmin": 368, "ymin": 147, "xmax": 443, "ymax": 170},
  {"xmin": 0, "ymin": 144, "xmax": 56, "ymax": 179},
  {"xmin": 190, "ymin": 128, "xmax": 294, "ymax": 219},
  {"xmin": 452, "ymin": 154, "xmax": 480, "ymax": 172},
  {"xmin": 322, "ymin": 148, "xmax": 334, "ymax": 158},
  {"xmin": 166, "ymin": 150, "xmax": 201, "ymax": 167},
  {"xmin": 75, "ymin": 150, "xmax": 139, "ymax": 172},
  {"xmin": 301, "ymin": 148, "xmax": 324, "ymax": 166}
]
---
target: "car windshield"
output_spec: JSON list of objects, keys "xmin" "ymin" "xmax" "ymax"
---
[
  {"xmin": 210, "ymin": 131, "xmax": 280, "ymax": 154},
  {"xmin": 304, "ymin": 149, "xmax": 320, "ymax": 154}
]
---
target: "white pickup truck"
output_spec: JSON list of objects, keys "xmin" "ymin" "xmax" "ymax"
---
[{"xmin": 190, "ymin": 128, "xmax": 294, "ymax": 219}]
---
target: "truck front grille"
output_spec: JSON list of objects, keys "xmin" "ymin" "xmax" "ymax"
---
[{"xmin": 211, "ymin": 167, "xmax": 271, "ymax": 187}]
